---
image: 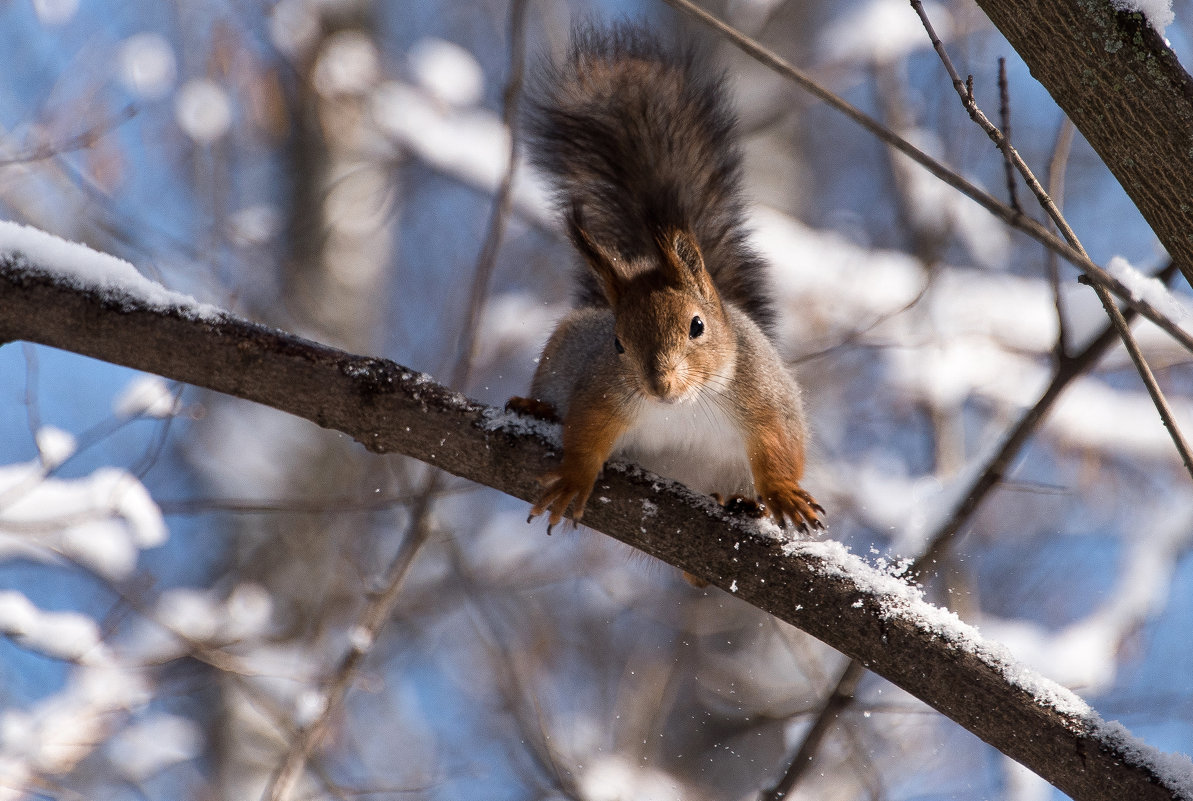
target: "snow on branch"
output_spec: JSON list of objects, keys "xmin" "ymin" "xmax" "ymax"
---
[{"xmin": 0, "ymin": 234, "xmax": 1191, "ymax": 800}]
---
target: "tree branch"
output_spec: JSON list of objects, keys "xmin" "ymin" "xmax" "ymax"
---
[
  {"xmin": 970, "ymin": 0, "xmax": 1193, "ymax": 289},
  {"xmin": 910, "ymin": 0, "xmax": 1193, "ymax": 485},
  {"xmin": 661, "ymin": 0, "xmax": 1193, "ymax": 355},
  {"xmin": 1, "ymin": 257, "xmax": 1191, "ymax": 801}
]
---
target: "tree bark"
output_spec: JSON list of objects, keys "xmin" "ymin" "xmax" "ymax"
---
[
  {"xmin": 973, "ymin": 0, "xmax": 1193, "ymax": 287},
  {"xmin": 1, "ymin": 258, "xmax": 1189, "ymax": 801}
]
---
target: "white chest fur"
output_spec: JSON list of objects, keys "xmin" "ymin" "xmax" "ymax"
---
[{"xmin": 614, "ymin": 390, "xmax": 754, "ymax": 496}]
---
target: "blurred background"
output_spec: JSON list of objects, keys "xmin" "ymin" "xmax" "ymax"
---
[{"xmin": 1, "ymin": 0, "xmax": 1192, "ymax": 799}]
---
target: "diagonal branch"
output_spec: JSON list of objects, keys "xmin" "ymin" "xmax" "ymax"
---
[
  {"xmin": 1081, "ymin": 275, "xmax": 1193, "ymax": 480},
  {"xmin": 909, "ymin": 0, "xmax": 1193, "ymax": 484},
  {"xmin": 264, "ymin": 7, "xmax": 532, "ymax": 794},
  {"xmin": 760, "ymin": 262, "xmax": 1179, "ymax": 799},
  {"xmin": 2, "ymin": 255, "xmax": 1191, "ymax": 801},
  {"xmin": 262, "ymin": 478, "xmax": 438, "ymax": 801},
  {"xmin": 451, "ymin": 0, "xmax": 528, "ymax": 390},
  {"xmin": 660, "ymin": 0, "xmax": 1193, "ymax": 355},
  {"xmin": 968, "ymin": 0, "xmax": 1193, "ymax": 289}
]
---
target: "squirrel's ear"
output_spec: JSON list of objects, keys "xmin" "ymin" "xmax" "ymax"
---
[
  {"xmin": 660, "ymin": 229, "xmax": 714, "ymax": 298},
  {"xmin": 567, "ymin": 202, "xmax": 624, "ymax": 305}
]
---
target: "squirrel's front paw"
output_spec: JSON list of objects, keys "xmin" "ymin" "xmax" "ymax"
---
[
  {"xmin": 758, "ymin": 481, "xmax": 825, "ymax": 532},
  {"xmin": 529, "ymin": 471, "xmax": 594, "ymax": 529},
  {"xmin": 506, "ymin": 396, "xmax": 561, "ymax": 423}
]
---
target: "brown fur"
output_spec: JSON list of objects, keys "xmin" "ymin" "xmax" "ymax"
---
[{"xmin": 516, "ymin": 24, "xmax": 823, "ymax": 532}]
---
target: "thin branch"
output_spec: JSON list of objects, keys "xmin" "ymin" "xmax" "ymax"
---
[
  {"xmin": 1046, "ymin": 117, "xmax": 1076, "ymax": 361},
  {"xmin": 447, "ymin": 542, "xmax": 585, "ymax": 801},
  {"xmin": 759, "ymin": 263, "xmax": 1179, "ymax": 799},
  {"xmin": 263, "ymin": 476, "xmax": 439, "ymax": 801},
  {"xmin": 0, "ymin": 105, "xmax": 137, "ymax": 167},
  {"xmin": 909, "ymin": 0, "xmax": 1076, "ymax": 250},
  {"xmin": 451, "ymin": 0, "xmax": 528, "ymax": 390},
  {"xmin": 760, "ymin": 660, "xmax": 867, "ymax": 801},
  {"xmin": 909, "ymin": 0, "xmax": 1193, "ymax": 483},
  {"xmin": 1081, "ymin": 275, "xmax": 1193, "ymax": 482},
  {"xmin": 997, "ymin": 58, "xmax": 1021, "ymax": 213},
  {"xmin": 660, "ymin": 0, "xmax": 1193, "ymax": 355}
]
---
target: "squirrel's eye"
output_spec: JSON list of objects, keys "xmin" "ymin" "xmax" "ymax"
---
[
  {"xmin": 614, "ymin": 336, "xmax": 625, "ymax": 354},
  {"xmin": 689, "ymin": 316, "xmax": 705, "ymax": 339}
]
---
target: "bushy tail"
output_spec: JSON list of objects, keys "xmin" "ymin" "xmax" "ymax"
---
[{"xmin": 526, "ymin": 22, "xmax": 776, "ymax": 336}]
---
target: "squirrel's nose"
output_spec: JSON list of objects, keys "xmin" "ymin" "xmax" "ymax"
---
[{"xmin": 646, "ymin": 363, "xmax": 684, "ymax": 402}]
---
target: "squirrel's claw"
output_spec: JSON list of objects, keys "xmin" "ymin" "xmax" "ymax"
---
[
  {"xmin": 759, "ymin": 481, "xmax": 824, "ymax": 533},
  {"xmin": 717, "ymin": 489, "xmax": 822, "ymax": 531},
  {"xmin": 528, "ymin": 470, "xmax": 592, "ymax": 529}
]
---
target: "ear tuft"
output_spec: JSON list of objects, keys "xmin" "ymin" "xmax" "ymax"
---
[
  {"xmin": 671, "ymin": 230, "xmax": 704, "ymax": 276},
  {"xmin": 567, "ymin": 202, "xmax": 623, "ymax": 305},
  {"xmin": 658, "ymin": 229, "xmax": 712, "ymax": 296}
]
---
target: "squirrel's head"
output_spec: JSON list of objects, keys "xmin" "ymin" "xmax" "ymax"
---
[{"xmin": 568, "ymin": 205, "xmax": 734, "ymax": 403}]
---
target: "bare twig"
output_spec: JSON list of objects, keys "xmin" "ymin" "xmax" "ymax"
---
[
  {"xmin": 760, "ymin": 263, "xmax": 1179, "ymax": 798},
  {"xmin": 1046, "ymin": 118, "xmax": 1076, "ymax": 360},
  {"xmin": 1081, "ymin": 275, "xmax": 1193, "ymax": 483},
  {"xmin": 909, "ymin": 0, "xmax": 1077, "ymax": 244},
  {"xmin": 263, "ymin": 475, "xmax": 440, "ymax": 801},
  {"xmin": 0, "ymin": 106, "xmax": 137, "ymax": 167},
  {"xmin": 760, "ymin": 660, "xmax": 866, "ymax": 801},
  {"xmin": 908, "ymin": 0, "xmax": 1193, "ymax": 484},
  {"xmin": 660, "ymin": 0, "xmax": 1193, "ymax": 354},
  {"xmin": 452, "ymin": 0, "xmax": 528, "ymax": 390},
  {"xmin": 997, "ymin": 58, "xmax": 1021, "ymax": 212},
  {"xmin": 447, "ymin": 542, "xmax": 585, "ymax": 801}
]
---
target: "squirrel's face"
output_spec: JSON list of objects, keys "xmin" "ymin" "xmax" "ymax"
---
[
  {"xmin": 566, "ymin": 208, "xmax": 734, "ymax": 402},
  {"xmin": 613, "ymin": 283, "xmax": 733, "ymax": 403}
]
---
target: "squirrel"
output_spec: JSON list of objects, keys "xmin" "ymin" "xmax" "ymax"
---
[{"xmin": 507, "ymin": 22, "xmax": 823, "ymax": 533}]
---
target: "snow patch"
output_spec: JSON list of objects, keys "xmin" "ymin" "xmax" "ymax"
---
[
  {"xmin": 1111, "ymin": 0, "xmax": 1174, "ymax": 33},
  {"xmin": 0, "ymin": 463, "xmax": 168, "ymax": 580},
  {"xmin": 107, "ymin": 714, "xmax": 202, "ymax": 780},
  {"xmin": 175, "ymin": 78, "xmax": 232, "ymax": 143},
  {"xmin": 1106, "ymin": 255, "xmax": 1190, "ymax": 324},
  {"xmin": 35, "ymin": 427, "xmax": 76, "ymax": 469},
  {"xmin": 371, "ymin": 80, "xmax": 552, "ymax": 223},
  {"xmin": 579, "ymin": 755, "xmax": 686, "ymax": 801},
  {"xmin": 32, "ymin": 0, "xmax": 77, "ymax": 25},
  {"xmin": 314, "ymin": 30, "xmax": 379, "ymax": 96},
  {"xmin": 0, "ymin": 219, "xmax": 220, "ymax": 318},
  {"xmin": 821, "ymin": 0, "xmax": 952, "ymax": 65},
  {"xmin": 118, "ymin": 33, "xmax": 176, "ymax": 100},
  {"xmin": 0, "ymin": 591, "xmax": 102, "ymax": 662},
  {"xmin": 114, "ymin": 375, "xmax": 178, "ymax": 418},
  {"xmin": 784, "ymin": 537, "xmax": 1093, "ymax": 718},
  {"xmin": 408, "ymin": 38, "xmax": 484, "ymax": 107}
]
